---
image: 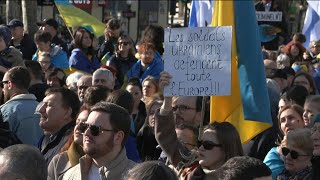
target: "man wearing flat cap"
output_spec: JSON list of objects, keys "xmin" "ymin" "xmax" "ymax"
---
[
  {"xmin": 36, "ymin": 18, "xmax": 68, "ymax": 52},
  {"xmin": 7, "ymin": 19, "xmax": 37, "ymax": 61}
]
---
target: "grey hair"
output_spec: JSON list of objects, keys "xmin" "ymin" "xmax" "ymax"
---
[
  {"xmin": 66, "ymin": 71, "xmax": 85, "ymax": 90},
  {"xmin": 276, "ymin": 54, "xmax": 290, "ymax": 64},
  {"xmin": 93, "ymin": 68, "xmax": 114, "ymax": 79}
]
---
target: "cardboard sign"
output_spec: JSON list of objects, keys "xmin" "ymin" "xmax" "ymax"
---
[
  {"xmin": 163, "ymin": 26, "xmax": 232, "ymax": 96},
  {"xmin": 256, "ymin": 11, "xmax": 282, "ymax": 22}
]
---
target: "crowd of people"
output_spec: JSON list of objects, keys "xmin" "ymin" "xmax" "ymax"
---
[{"xmin": 0, "ymin": 1, "xmax": 320, "ymax": 179}]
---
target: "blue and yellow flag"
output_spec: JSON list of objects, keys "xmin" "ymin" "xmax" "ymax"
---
[
  {"xmin": 210, "ymin": 0, "xmax": 272, "ymax": 143},
  {"xmin": 54, "ymin": 0, "xmax": 105, "ymax": 37}
]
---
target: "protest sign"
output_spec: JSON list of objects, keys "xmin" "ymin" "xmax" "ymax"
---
[
  {"xmin": 163, "ymin": 26, "xmax": 232, "ymax": 96},
  {"xmin": 256, "ymin": 11, "xmax": 282, "ymax": 22}
]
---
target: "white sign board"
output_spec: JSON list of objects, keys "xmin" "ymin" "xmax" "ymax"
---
[
  {"xmin": 256, "ymin": 11, "xmax": 282, "ymax": 22},
  {"xmin": 163, "ymin": 26, "xmax": 232, "ymax": 97}
]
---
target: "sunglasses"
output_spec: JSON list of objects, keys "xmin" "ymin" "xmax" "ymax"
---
[
  {"xmin": 0, "ymin": 80, "xmax": 9, "ymax": 88},
  {"xmin": 281, "ymin": 147, "xmax": 309, "ymax": 159},
  {"xmin": 197, "ymin": 140, "xmax": 222, "ymax": 150},
  {"xmin": 79, "ymin": 122, "xmax": 115, "ymax": 136}
]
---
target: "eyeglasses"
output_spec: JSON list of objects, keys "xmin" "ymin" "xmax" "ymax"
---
[
  {"xmin": 0, "ymin": 81, "xmax": 9, "ymax": 88},
  {"xmin": 79, "ymin": 122, "xmax": 115, "ymax": 136},
  {"xmin": 281, "ymin": 147, "xmax": 309, "ymax": 159},
  {"xmin": 172, "ymin": 105, "xmax": 196, "ymax": 112},
  {"xmin": 197, "ymin": 140, "xmax": 222, "ymax": 150},
  {"xmin": 119, "ymin": 41, "xmax": 130, "ymax": 46}
]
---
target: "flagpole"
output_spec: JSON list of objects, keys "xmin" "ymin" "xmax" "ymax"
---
[
  {"xmin": 199, "ymin": 96, "xmax": 207, "ymax": 140},
  {"xmin": 57, "ymin": 13, "xmax": 74, "ymax": 41},
  {"xmin": 66, "ymin": 26, "xmax": 74, "ymax": 41}
]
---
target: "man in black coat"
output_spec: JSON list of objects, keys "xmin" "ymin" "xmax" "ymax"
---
[{"xmin": 7, "ymin": 19, "xmax": 37, "ymax": 60}]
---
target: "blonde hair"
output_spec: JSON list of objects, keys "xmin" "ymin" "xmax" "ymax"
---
[{"xmin": 287, "ymin": 128, "xmax": 313, "ymax": 156}]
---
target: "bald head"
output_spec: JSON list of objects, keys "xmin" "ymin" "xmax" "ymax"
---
[
  {"xmin": 264, "ymin": 59, "xmax": 277, "ymax": 78},
  {"xmin": 77, "ymin": 75, "xmax": 92, "ymax": 101}
]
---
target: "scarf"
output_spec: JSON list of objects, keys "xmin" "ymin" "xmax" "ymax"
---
[{"xmin": 277, "ymin": 166, "xmax": 312, "ymax": 180}]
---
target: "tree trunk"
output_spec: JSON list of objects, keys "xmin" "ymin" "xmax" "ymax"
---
[
  {"xmin": 21, "ymin": 0, "xmax": 38, "ymax": 37},
  {"xmin": 6, "ymin": 0, "xmax": 21, "ymax": 23}
]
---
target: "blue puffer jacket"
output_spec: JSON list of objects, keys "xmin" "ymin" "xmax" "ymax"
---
[
  {"xmin": 32, "ymin": 45, "xmax": 69, "ymax": 70},
  {"xmin": 69, "ymin": 48, "xmax": 101, "ymax": 74},
  {"xmin": 127, "ymin": 51, "xmax": 163, "ymax": 82}
]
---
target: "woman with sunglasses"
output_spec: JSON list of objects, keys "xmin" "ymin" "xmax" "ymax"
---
[
  {"xmin": 264, "ymin": 104, "xmax": 305, "ymax": 179},
  {"xmin": 276, "ymin": 128, "xmax": 313, "ymax": 179},
  {"xmin": 107, "ymin": 34, "xmax": 137, "ymax": 89},
  {"xmin": 48, "ymin": 109, "xmax": 89, "ymax": 180},
  {"xmin": 155, "ymin": 71, "xmax": 243, "ymax": 179}
]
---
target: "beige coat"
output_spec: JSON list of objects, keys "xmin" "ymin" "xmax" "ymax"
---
[
  {"xmin": 47, "ymin": 142, "xmax": 84, "ymax": 180},
  {"xmin": 61, "ymin": 148, "xmax": 135, "ymax": 180},
  {"xmin": 154, "ymin": 110, "xmax": 217, "ymax": 180}
]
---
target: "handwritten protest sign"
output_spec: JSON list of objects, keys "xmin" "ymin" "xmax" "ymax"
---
[
  {"xmin": 256, "ymin": 11, "xmax": 282, "ymax": 22},
  {"xmin": 163, "ymin": 26, "xmax": 232, "ymax": 96}
]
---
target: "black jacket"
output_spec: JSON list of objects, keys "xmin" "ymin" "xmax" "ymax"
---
[{"xmin": 9, "ymin": 34, "xmax": 37, "ymax": 60}]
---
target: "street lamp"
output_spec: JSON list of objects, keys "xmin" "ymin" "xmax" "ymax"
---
[{"xmin": 122, "ymin": 0, "xmax": 136, "ymax": 35}]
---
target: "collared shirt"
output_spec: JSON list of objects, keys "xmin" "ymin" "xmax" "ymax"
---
[{"xmin": 88, "ymin": 165, "xmax": 101, "ymax": 180}]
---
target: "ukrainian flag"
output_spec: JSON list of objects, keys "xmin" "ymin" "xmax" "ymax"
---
[
  {"xmin": 54, "ymin": 0, "xmax": 105, "ymax": 37},
  {"xmin": 210, "ymin": 0, "xmax": 272, "ymax": 143}
]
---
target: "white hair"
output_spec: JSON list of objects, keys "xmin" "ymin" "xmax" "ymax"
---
[
  {"xmin": 276, "ymin": 54, "xmax": 290, "ymax": 64},
  {"xmin": 66, "ymin": 71, "xmax": 85, "ymax": 90},
  {"xmin": 92, "ymin": 68, "xmax": 114, "ymax": 79}
]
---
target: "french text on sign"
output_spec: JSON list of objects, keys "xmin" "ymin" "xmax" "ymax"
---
[{"xmin": 163, "ymin": 26, "xmax": 232, "ymax": 97}]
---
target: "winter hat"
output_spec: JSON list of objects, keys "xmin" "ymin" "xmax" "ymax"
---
[{"xmin": 0, "ymin": 25, "xmax": 12, "ymax": 47}]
